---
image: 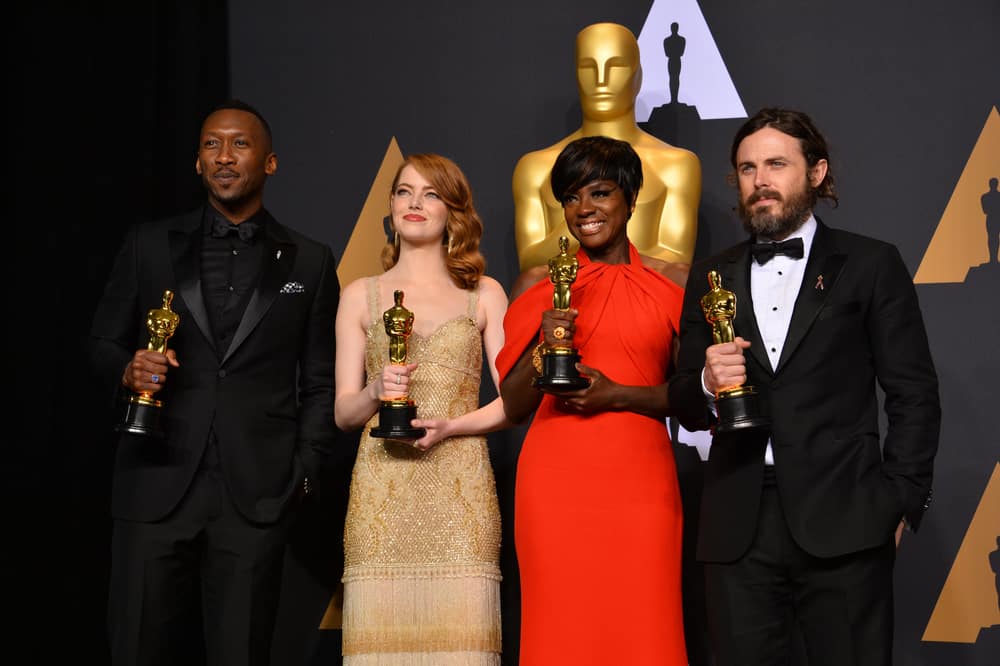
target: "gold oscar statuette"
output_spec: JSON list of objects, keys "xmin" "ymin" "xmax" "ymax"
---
[
  {"xmin": 118, "ymin": 289, "xmax": 180, "ymax": 438},
  {"xmin": 369, "ymin": 290, "xmax": 426, "ymax": 440},
  {"xmin": 700, "ymin": 270, "xmax": 769, "ymax": 433},
  {"xmin": 532, "ymin": 236, "xmax": 590, "ymax": 390}
]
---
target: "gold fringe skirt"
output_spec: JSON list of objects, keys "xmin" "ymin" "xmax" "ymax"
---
[{"xmin": 342, "ymin": 563, "xmax": 502, "ymax": 664}]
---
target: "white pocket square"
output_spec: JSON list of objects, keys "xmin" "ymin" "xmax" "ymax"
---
[{"xmin": 280, "ymin": 281, "xmax": 305, "ymax": 294}]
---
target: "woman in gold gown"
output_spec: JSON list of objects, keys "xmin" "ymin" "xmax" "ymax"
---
[{"xmin": 334, "ymin": 153, "xmax": 510, "ymax": 664}]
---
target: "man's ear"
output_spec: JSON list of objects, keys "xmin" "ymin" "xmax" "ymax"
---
[{"xmin": 809, "ymin": 159, "xmax": 828, "ymax": 188}]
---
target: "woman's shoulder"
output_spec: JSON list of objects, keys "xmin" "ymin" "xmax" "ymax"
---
[
  {"xmin": 476, "ymin": 275, "xmax": 508, "ymax": 299},
  {"xmin": 639, "ymin": 255, "xmax": 690, "ymax": 289},
  {"xmin": 508, "ymin": 265, "xmax": 550, "ymax": 301},
  {"xmin": 340, "ymin": 274, "xmax": 388, "ymax": 315},
  {"xmin": 341, "ymin": 274, "xmax": 376, "ymax": 297}
]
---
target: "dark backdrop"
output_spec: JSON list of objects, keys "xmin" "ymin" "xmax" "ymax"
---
[
  {"xmin": 10, "ymin": 2, "xmax": 227, "ymax": 663},
  {"xmin": 10, "ymin": 1, "xmax": 998, "ymax": 665}
]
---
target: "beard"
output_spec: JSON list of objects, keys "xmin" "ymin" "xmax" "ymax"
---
[{"xmin": 737, "ymin": 181, "xmax": 817, "ymax": 239}]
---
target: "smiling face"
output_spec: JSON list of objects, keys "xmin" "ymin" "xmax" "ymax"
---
[
  {"xmin": 734, "ymin": 126, "xmax": 827, "ymax": 239},
  {"xmin": 195, "ymin": 108, "xmax": 276, "ymax": 220},
  {"xmin": 389, "ymin": 164, "xmax": 449, "ymax": 247},
  {"xmin": 562, "ymin": 178, "xmax": 632, "ymax": 262}
]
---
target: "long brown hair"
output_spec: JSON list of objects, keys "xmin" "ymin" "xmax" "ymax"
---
[{"xmin": 381, "ymin": 153, "xmax": 486, "ymax": 289}]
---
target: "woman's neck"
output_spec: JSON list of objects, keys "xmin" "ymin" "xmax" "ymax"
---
[
  {"xmin": 583, "ymin": 239, "xmax": 631, "ymax": 265},
  {"xmin": 392, "ymin": 243, "xmax": 451, "ymax": 280}
]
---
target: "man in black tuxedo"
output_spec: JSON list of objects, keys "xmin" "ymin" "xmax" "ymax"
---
[
  {"xmin": 669, "ymin": 107, "xmax": 940, "ymax": 666},
  {"xmin": 88, "ymin": 99, "xmax": 340, "ymax": 665}
]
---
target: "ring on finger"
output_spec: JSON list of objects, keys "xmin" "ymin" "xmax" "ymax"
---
[
  {"xmin": 553, "ymin": 325, "xmax": 566, "ymax": 340},
  {"xmin": 395, "ymin": 373, "xmax": 401, "ymax": 384},
  {"xmin": 151, "ymin": 374, "xmax": 159, "ymax": 384}
]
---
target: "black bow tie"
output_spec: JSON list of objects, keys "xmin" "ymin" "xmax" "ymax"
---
[
  {"xmin": 211, "ymin": 218, "xmax": 259, "ymax": 242},
  {"xmin": 751, "ymin": 237, "xmax": 804, "ymax": 265}
]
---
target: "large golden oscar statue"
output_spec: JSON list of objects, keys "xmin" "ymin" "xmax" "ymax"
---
[{"xmin": 511, "ymin": 22, "xmax": 702, "ymax": 271}]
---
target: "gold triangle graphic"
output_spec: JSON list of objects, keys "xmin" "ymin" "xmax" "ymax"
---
[
  {"xmin": 319, "ymin": 581, "xmax": 343, "ymax": 630},
  {"xmin": 915, "ymin": 107, "xmax": 1000, "ymax": 283},
  {"xmin": 922, "ymin": 462, "xmax": 1000, "ymax": 643},
  {"xmin": 336, "ymin": 137, "xmax": 405, "ymax": 290}
]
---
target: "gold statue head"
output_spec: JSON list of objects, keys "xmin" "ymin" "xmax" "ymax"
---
[
  {"xmin": 146, "ymin": 290, "xmax": 180, "ymax": 354},
  {"xmin": 547, "ymin": 235, "xmax": 579, "ymax": 310},
  {"xmin": 576, "ymin": 23, "xmax": 641, "ymax": 122},
  {"xmin": 700, "ymin": 271, "xmax": 736, "ymax": 345},
  {"xmin": 383, "ymin": 290, "xmax": 415, "ymax": 365}
]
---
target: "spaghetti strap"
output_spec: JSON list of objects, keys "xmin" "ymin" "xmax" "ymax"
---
[
  {"xmin": 365, "ymin": 276, "xmax": 381, "ymax": 323},
  {"xmin": 467, "ymin": 286, "xmax": 480, "ymax": 323}
]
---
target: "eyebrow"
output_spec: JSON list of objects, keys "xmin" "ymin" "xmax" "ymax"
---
[
  {"xmin": 738, "ymin": 156, "xmax": 789, "ymax": 167},
  {"xmin": 394, "ymin": 181, "xmax": 436, "ymax": 192}
]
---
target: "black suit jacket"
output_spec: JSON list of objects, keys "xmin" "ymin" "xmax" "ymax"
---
[
  {"xmin": 89, "ymin": 206, "xmax": 340, "ymax": 524},
  {"xmin": 669, "ymin": 220, "xmax": 940, "ymax": 562}
]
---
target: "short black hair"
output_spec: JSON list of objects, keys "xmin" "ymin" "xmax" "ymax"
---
[
  {"xmin": 204, "ymin": 98, "xmax": 272, "ymax": 144},
  {"xmin": 550, "ymin": 135, "xmax": 643, "ymax": 208}
]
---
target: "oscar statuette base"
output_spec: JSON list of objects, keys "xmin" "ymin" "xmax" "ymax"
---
[
  {"xmin": 370, "ymin": 399, "xmax": 426, "ymax": 440},
  {"xmin": 531, "ymin": 348, "xmax": 590, "ymax": 390},
  {"xmin": 715, "ymin": 385, "xmax": 770, "ymax": 434},
  {"xmin": 117, "ymin": 393, "xmax": 166, "ymax": 439}
]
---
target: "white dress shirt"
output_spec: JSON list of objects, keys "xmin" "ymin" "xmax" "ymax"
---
[{"xmin": 752, "ymin": 215, "xmax": 816, "ymax": 464}]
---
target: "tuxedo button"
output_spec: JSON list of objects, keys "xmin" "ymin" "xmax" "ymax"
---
[{"xmin": 218, "ymin": 369, "xmax": 227, "ymax": 378}]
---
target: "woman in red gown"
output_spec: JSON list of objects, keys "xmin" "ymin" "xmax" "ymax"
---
[{"xmin": 496, "ymin": 136, "xmax": 689, "ymax": 665}]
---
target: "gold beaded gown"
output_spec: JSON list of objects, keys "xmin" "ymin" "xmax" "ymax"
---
[{"xmin": 341, "ymin": 277, "xmax": 502, "ymax": 664}]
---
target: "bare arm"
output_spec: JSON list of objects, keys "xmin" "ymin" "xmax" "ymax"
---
[
  {"xmin": 560, "ymin": 366, "xmax": 674, "ymax": 420},
  {"xmin": 499, "ymin": 338, "xmax": 544, "ymax": 424}
]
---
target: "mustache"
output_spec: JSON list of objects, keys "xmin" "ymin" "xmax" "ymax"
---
[{"xmin": 747, "ymin": 189, "xmax": 782, "ymax": 205}]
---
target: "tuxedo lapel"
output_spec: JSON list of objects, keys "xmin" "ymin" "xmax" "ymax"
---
[
  {"xmin": 776, "ymin": 221, "xmax": 846, "ymax": 373},
  {"xmin": 221, "ymin": 218, "xmax": 296, "ymax": 366},
  {"xmin": 720, "ymin": 243, "xmax": 771, "ymax": 375},
  {"xmin": 170, "ymin": 210, "xmax": 215, "ymax": 350}
]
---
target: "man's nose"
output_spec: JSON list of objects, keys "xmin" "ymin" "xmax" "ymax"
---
[{"xmin": 216, "ymin": 144, "xmax": 235, "ymax": 164}]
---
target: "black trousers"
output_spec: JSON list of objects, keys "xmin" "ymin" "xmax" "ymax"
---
[
  {"xmin": 704, "ymin": 480, "xmax": 895, "ymax": 666},
  {"xmin": 108, "ymin": 466, "xmax": 293, "ymax": 666}
]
